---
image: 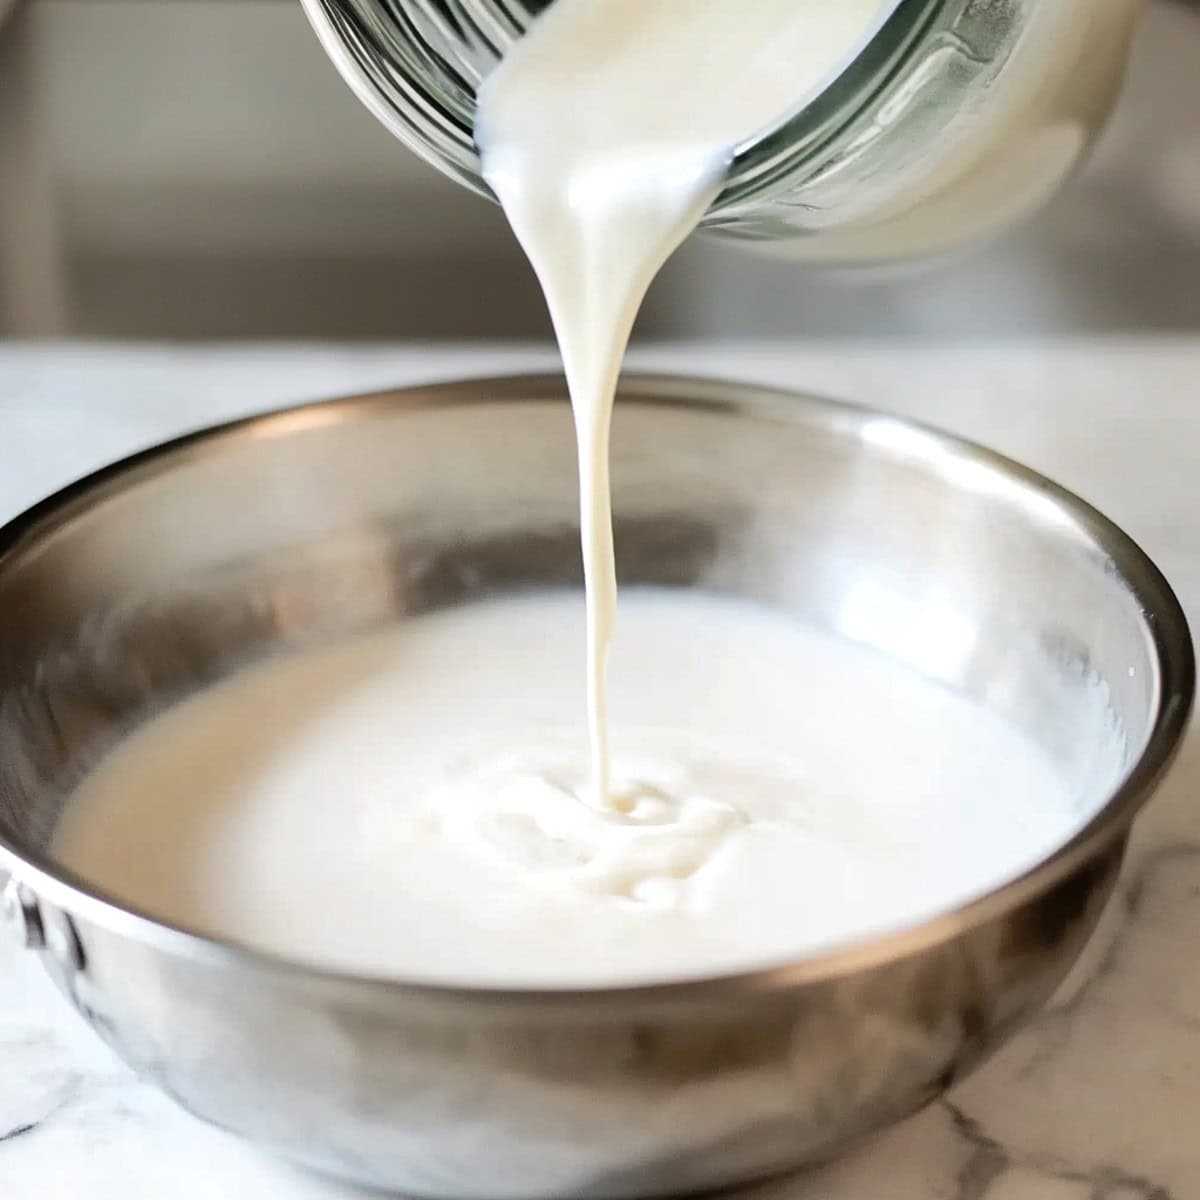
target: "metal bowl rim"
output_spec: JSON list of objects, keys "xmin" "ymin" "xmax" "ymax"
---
[{"xmin": 0, "ymin": 371, "xmax": 1192, "ymax": 1003}]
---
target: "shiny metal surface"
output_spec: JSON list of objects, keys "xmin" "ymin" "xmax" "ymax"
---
[{"xmin": 0, "ymin": 374, "xmax": 1191, "ymax": 1199}]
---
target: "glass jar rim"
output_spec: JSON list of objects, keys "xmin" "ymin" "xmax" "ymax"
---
[
  {"xmin": 300, "ymin": 0, "xmax": 947, "ymax": 219},
  {"xmin": 713, "ymin": 0, "xmax": 944, "ymax": 219}
]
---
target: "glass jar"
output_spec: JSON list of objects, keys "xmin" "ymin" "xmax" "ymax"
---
[{"xmin": 299, "ymin": 0, "xmax": 1143, "ymax": 263}]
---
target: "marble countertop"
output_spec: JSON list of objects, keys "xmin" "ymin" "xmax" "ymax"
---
[{"xmin": 2, "ymin": 339, "xmax": 1199, "ymax": 1199}]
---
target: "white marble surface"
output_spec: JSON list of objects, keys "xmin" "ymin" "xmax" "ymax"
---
[{"xmin": 2, "ymin": 339, "xmax": 1199, "ymax": 1199}]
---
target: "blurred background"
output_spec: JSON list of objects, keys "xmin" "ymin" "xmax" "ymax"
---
[{"xmin": 0, "ymin": 0, "xmax": 1197, "ymax": 342}]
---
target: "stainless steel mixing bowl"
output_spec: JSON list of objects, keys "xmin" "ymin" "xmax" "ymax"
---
[{"xmin": 0, "ymin": 374, "xmax": 1192, "ymax": 1199}]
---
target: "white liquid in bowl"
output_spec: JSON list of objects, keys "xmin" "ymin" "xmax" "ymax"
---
[{"xmin": 54, "ymin": 590, "xmax": 1090, "ymax": 987}]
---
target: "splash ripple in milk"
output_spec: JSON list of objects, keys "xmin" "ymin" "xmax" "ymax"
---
[{"xmin": 55, "ymin": 592, "xmax": 1083, "ymax": 986}]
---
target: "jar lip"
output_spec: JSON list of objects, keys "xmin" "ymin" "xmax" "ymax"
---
[
  {"xmin": 298, "ymin": 0, "xmax": 498, "ymax": 200},
  {"xmin": 726, "ymin": 0, "xmax": 911, "ymax": 163},
  {"xmin": 301, "ymin": 0, "xmax": 947, "ymax": 215},
  {"xmin": 710, "ymin": 0, "xmax": 945, "ymax": 219}
]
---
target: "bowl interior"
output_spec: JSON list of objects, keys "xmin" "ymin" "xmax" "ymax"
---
[{"xmin": 0, "ymin": 375, "xmax": 1181, "ymax": 898}]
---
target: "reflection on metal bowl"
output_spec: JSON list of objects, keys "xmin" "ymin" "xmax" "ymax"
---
[{"xmin": 0, "ymin": 374, "xmax": 1192, "ymax": 1198}]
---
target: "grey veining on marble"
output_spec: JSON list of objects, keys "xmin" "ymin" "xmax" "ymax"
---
[{"xmin": 1, "ymin": 340, "xmax": 1198, "ymax": 1200}]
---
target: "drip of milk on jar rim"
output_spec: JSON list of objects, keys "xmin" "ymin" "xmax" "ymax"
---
[{"xmin": 475, "ymin": 0, "xmax": 896, "ymax": 808}]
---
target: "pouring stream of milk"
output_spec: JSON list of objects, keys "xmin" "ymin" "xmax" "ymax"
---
[
  {"xmin": 477, "ymin": 0, "xmax": 893, "ymax": 807},
  {"xmin": 52, "ymin": 0, "xmax": 1112, "ymax": 986}
]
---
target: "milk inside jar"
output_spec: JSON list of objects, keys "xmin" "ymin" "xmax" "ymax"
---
[
  {"xmin": 300, "ymin": 0, "xmax": 1141, "ymax": 259},
  {"xmin": 55, "ymin": 0, "xmax": 1130, "ymax": 984}
]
